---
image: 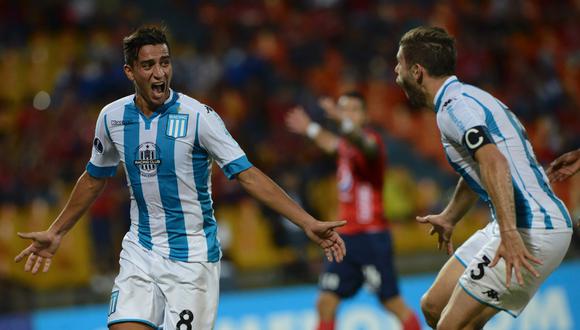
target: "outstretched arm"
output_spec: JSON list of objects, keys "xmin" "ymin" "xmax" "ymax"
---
[
  {"xmin": 236, "ymin": 166, "xmax": 346, "ymax": 262},
  {"xmin": 15, "ymin": 171, "xmax": 107, "ymax": 273},
  {"xmin": 318, "ymin": 97, "xmax": 378, "ymax": 158},
  {"xmin": 417, "ymin": 177, "xmax": 479, "ymax": 254},
  {"xmin": 285, "ymin": 106, "xmax": 340, "ymax": 154},
  {"xmin": 475, "ymin": 144, "xmax": 541, "ymax": 286},
  {"xmin": 546, "ymin": 149, "xmax": 580, "ymax": 182}
]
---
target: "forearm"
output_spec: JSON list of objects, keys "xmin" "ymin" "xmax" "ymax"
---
[
  {"xmin": 341, "ymin": 124, "xmax": 378, "ymax": 158},
  {"xmin": 237, "ymin": 167, "xmax": 316, "ymax": 229},
  {"xmin": 309, "ymin": 124, "xmax": 340, "ymax": 154},
  {"xmin": 48, "ymin": 171, "xmax": 107, "ymax": 236},
  {"xmin": 479, "ymin": 157, "xmax": 517, "ymax": 231},
  {"xmin": 441, "ymin": 177, "xmax": 479, "ymax": 224}
]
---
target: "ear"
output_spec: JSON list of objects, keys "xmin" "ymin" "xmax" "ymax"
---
[
  {"xmin": 412, "ymin": 63, "xmax": 425, "ymax": 84},
  {"xmin": 123, "ymin": 64, "xmax": 134, "ymax": 81}
]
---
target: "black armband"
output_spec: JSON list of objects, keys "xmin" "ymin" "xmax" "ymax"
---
[{"xmin": 462, "ymin": 125, "xmax": 493, "ymax": 157}]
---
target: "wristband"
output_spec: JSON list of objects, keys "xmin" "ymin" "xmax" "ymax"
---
[{"xmin": 306, "ymin": 122, "xmax": 321, "ymax": 139}]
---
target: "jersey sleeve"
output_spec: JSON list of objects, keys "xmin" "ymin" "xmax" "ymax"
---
[
  {"xmin": 437, "ymin": 100, "xmax": 494, "ymax": 157},
  {"xmin": 197, "ymin": 105, "xmax": 253, "ymax": 179},
  {"xmin": 86, "ymin": 110, "xmax": 120, "ymax": 178}
]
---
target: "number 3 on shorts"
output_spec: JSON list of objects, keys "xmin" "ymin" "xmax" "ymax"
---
[{"xmin": 470, "ymin": 255, "xmax": 491, "ymax": 280}]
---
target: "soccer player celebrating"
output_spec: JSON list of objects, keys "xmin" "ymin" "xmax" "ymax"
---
[
  {"xmin": 286, "ymin": 92, "xmax": 420, "ymax": 330},
  {"xmin": 14, "ymin": 25, "xmax": 346, "ymax": 330},
  {"xmin": 394, "ymin": 26, "xmax": 572, "ymax": 329}
]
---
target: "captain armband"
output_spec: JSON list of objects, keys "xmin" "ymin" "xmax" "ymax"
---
[{"xmin": 461, "ymin": 125, "xmax": 494, "ymax": 157}]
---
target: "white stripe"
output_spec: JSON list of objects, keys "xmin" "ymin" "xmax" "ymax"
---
[
  {"xmin": 169, "ymin": 118, "xmax": 176, "ymax": 137},
  {"xmin": 179, "ymin": 118, "xmax": 186, "ymax": 137}
]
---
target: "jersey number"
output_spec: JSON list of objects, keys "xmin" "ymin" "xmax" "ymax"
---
[
  {"xmin": 176, "ymin": 309, "xmax": 194, "ymax": 330},
  {"xmin": 470, "ymin": 255, "xmax": 491, "ymax": 280}
]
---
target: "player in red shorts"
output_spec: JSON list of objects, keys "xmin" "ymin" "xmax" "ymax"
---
[{"xmin": 286, "ymin": 92, "xmax": 420, "ymax": 330}]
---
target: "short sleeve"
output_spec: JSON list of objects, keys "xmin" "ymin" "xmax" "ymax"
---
[
  {"xmin": 437, "ymin": 100, "xmax": 487, "ymax": 145},
  {"xmin": 197, "ymin": 105, "xmax": 252, "ymax": 179},
  {"xmin": 86, "ymin": 111, "xmax": 120, "ymax": 178}
]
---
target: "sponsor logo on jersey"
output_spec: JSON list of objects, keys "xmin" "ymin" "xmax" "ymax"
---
[
  {"xmin": 134, "ymin": 142, "xmax": 161, "ymax": 177},
  {"xmin": 110, "ymin": 119, "xmax": 136, "ymax": 126},
  {"xmin": 166, "ymin": 113, "xmax": 189, "ymax": 138}
]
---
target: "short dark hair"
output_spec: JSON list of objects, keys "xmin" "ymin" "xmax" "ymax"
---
[
  {"xmin": 399, "ymin": 26, "xmax": 456, "ymax": 77},
  {"xmin": 123, "ymin": 24, "xmax": 170, "ymax": 66},
  {"xmin": 341, "ymin": 91, "xmax": 366, "ymax": 110}
]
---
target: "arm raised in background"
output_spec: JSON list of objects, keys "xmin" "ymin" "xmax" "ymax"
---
[
  {"xmin": 416, "ymin": 177, "xmax": 479, "ymax": 255},
  {"xmin": 475, "ymin": 144, "xmax": 541, "ymax": 286},
  {"xmin": 318, "ymin": 97, "xmax": 379, "ymax": 159},
  {"xmin": 14, "ymin": 171, "xmax": 107, "ymax": 274},
  {"xmin": 236, "ymin": 166, "xmax": 347, "ymax": 262},
  {"xmin": 285, "ymin": 106, "xmax": 340, "ymax": 154}
]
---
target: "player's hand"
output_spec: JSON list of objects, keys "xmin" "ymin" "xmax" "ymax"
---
[
  {"xmin": 305, "ymin": 220, "xmax": 347, "ymax": 262},
  {"xmin": 285, "ymin": 106, "xmax": 312, "ymax": 136},
  {"xmin": 318, "ymin": 97, "xmax": 342, "ymax": 122},
  {"xmin": 489, "ymin": 230, "xmax": 542, "ymax": 287},
  {"xmin": 416, "ymin": 214, "xmax": 455, "ymax": 255},
  {"xmin": 546, "ymin": 149, "xmax": 580, "ymax": 182},
  {"xmin": 14, "ymin": 230, "xmax": 62, "ymax": 274}
]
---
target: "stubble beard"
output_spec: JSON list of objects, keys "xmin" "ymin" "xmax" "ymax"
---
[{"xmin": 400, "ymin": 75, "xmax": 427, "ymax": 109}]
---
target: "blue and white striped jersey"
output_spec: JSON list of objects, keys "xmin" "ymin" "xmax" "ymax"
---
[
  {"xmin": 87, "ymin": 90, "xmax": 253, "ymax": 262},
  {"xmin": 434, "ymin": 76, "xmax": 572, "ymax": 231}
]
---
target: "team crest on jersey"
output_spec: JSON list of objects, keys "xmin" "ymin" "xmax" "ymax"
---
[
  {"xmin": 166, "ymin": 113, "xmax": 189, "ymax": 138},
  {"xmin": 134, "ymin": 142, "xmax": 161, "ymax": 177}
]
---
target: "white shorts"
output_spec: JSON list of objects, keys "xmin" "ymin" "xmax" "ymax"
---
[
  {"xmin": 454, "ymin": 222, "xmax": 571, "ymax": 317},
  {"xmin": 107, "ymin": 236, "xmax": 220, "ymax": 329}
]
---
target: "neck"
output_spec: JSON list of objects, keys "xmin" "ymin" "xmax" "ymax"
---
[
  {"xmin": 135, "ymin": 94, "xmax": 166, "ymax": 118},
  {"xmin": 423, "ymin": 75, "xmax": 452, "ymax": 110}
]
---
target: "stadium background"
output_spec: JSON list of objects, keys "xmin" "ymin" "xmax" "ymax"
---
[{"xmin": 0, "ymin": 0, "xmax": 578, "ymax": 329}]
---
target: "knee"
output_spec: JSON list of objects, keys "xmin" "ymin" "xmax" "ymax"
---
[{"xmin": 420, "ymin": 293, "xmax": 442, "ymax": 328}]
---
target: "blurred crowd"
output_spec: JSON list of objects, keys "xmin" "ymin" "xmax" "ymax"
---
[{"xmin": 0, "ymin": 0, "xmax": 579, "ymax": 309}]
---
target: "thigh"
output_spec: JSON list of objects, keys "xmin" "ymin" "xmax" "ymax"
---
[
  {"xmin": 438, "ymin": 283, "xmax": 499, "ymax": 329},
  {"xmin": 107, "ymin": 250, "xmax": 164, "ymax": 329},
  {"xmin": 158, "ymin": 261, "xmax": 221, "ymax": 330},
  {"xmin": 423, "ymin": 254, "xmax": 465, "ymax": 309}
]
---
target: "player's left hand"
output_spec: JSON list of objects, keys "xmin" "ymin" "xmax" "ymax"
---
[
  {"xmin": 305, "ymin": 220, "xmax": 347, "ymax": 262},
  {"xmin": 14, "ymin": 230, "xmax": 62, "ymax": 274},
  {"xmin": 489, "ymin": 230, "xmax": 542, "ymax": 287},
  {"xmin": 416, "ymin": 214, "xmax": 455, "ymax": 255}
]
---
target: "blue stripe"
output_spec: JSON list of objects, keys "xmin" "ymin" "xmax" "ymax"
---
[
  {"xmin": 462, "ymin": 93, "xmax": 539, "ymax": 229},
  {"xmin": 123, "ymin": 105, "xmax": 152, "ymax": 250},
  {"xmin": 458, "ymin": 282, "xmax": 517, "ymax": 318},
  {"xmin": 502, "ymin": 108, "xmax": 570, "ymax": 228},
  {"xmin": 223, "ymin": 155, "xmax": 253, "ymax": 179},
  {"xmin": 454, "ymin": 254, "xmax": 468, "ymax": 268},
  {"xmin": 513, "ymin": 180, "xmax": 533, "ymax": 228},
  {"xmin": 157, "ymin": 105, "xmax": 188, "ymax": 261},
  {"xmin": 445, "ymin": 153, "xmax": 489, "ymax": 202},
  {"xmin": 86, "ymin": 162, "xmax": 117, "ymax": 178},
  {"xmin": 462, "ymin": 93, "xmax": 503, "ymax": 139},
  {"xmin": 193, "ymin": 113, "xmax": 220, "ymax": 262},
  {"xmin": 434, "ymin": 78, "xmax": 459, "ymax": 113}
]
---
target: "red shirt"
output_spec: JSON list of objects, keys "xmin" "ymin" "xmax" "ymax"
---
[{"xmin": 337, "ymin": 129, "xmax": 388, "ymax": 234}]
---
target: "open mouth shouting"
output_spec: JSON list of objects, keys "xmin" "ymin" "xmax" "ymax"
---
[{"xmin": 151, "ymin": 81, "xmax": 166, "ymax": 100}]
